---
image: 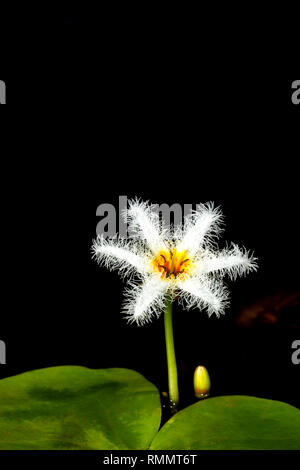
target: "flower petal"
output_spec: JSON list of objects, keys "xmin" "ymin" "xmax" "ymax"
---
[
  {"xmin": 92, "ymin": 236, "xmax": 148, "ymax": 278},
  {"xmin": 177, "ymin": 202, "xmax": 223, "ymax": 256},
  {"xmin": 195, "ymin": 244, "xmax": 258, "ymax": 279},
  {"xmin": 123, "ymin": 276, "xmax": 168, "ymax": 325},
  {"xmin": 126, "ymin": 199, "xmax": 166, "ymax": 254},
  {"xmin": 177, "ymin": 276, "xmax": 229, "ymax": 317}
]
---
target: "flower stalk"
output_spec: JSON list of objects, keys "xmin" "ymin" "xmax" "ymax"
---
[{"xmin": 164, "ymin": 299, "xmax": 179, "ymax": 411}]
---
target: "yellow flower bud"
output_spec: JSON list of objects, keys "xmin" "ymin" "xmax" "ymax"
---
[{"xmin": 194, "ymin": 366, "xmax": 211, "ymax": 399}]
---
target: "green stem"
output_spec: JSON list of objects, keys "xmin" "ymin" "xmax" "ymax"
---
[{"xmin": 164, "ymin": 299, "xmax": 179, "ymax": 410}]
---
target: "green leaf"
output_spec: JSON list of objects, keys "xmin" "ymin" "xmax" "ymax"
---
[
  {"xmin": 0, "ymin": 366, "xmax": 161, "ymax": 450},
  {"xmin": 150, "ymin": 395, "xmax": 300, "ymax": 450}
]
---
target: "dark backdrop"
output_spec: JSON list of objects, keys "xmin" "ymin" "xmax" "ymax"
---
[{"xmin": 1, "ymin": 23, "xmax": 299, "ymax": 414}]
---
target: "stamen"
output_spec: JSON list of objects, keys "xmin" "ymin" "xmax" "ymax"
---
[
  {"xmin": 169, "ymin": 250, "xmax": 175, "ymax": 275},
  {"xmin": 180, "ymin": 259, "xmax": 190, "ymax": 266},
  {"xmin": 158, "ymin": 265, "xmax": 167, "ymax": 272},
  {"xmin": 152, "ymin": 249, "xmax": 193, "ymax": 280}
]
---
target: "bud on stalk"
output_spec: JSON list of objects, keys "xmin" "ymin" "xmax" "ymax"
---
[{"xmin": 194, "ymin": 365, "xmax": 211, "ymax": 399}]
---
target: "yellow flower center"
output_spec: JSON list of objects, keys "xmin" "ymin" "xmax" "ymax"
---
[{"xmin": 151, "ymin": 248, "xmax": 194, "ymax": 280}]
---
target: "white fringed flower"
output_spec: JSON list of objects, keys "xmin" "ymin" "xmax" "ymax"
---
[{"xmin": 92, "ymin": 199, "xmax": 258, "ymax": 325}]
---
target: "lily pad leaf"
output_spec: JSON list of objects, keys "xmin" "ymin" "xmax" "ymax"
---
[
  {"xmin": 150, "ymin": 395, "xmax": 300, "ymax": 450},
  {"xmin": 0, "ymin": 366, "xmax": 161, "ymax": 450}
]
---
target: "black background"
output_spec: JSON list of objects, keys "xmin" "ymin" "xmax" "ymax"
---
[{"xmin": 0, "ymin": 11, "xmax": 299, "ymax": 455}]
